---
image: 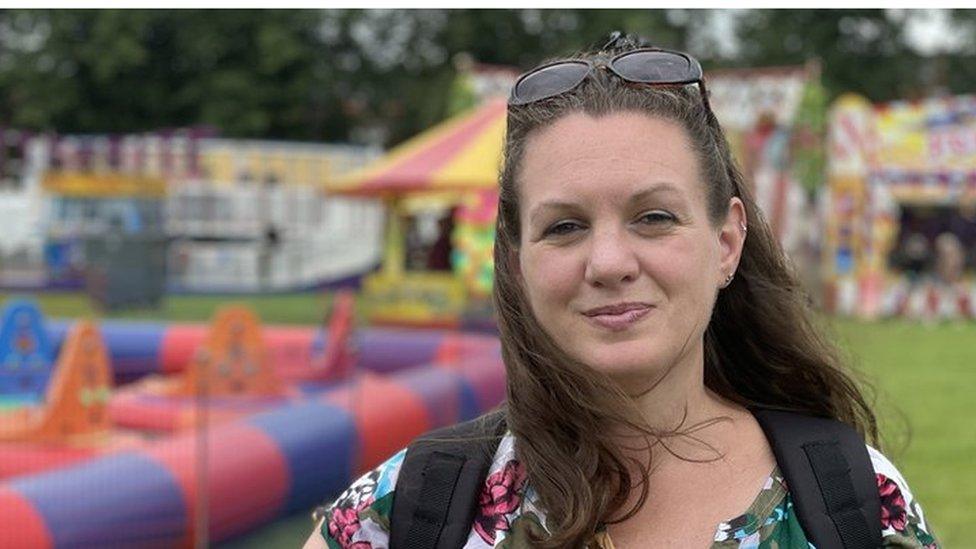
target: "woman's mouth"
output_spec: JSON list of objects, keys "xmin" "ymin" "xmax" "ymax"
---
[{"xmin": 582, "ymin": 303, "xmax": 653, "ymax": 331}]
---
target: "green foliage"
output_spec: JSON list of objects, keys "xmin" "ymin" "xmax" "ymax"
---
[
  {"xmin": 791, "ymin": 76, "xmax": 828, "ymax": 192},
  {"xmin": 0, "ymin": 9, "xmax": 687, "ymax": 144},
  {"xmin": 1, "ymin": 10, "xmax": 973, "ymax": 146},
  {"xmin": 733, "ymin": 10, "xmax": 926, "ymax": 102},
  {"xmin": 0, "ymin": 10, "xmax": 328, "ymax": 137}
]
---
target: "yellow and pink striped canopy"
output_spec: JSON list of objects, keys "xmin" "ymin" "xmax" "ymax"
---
[{"xmin": 329, "ymin": 98, "xmax": 507, "ymax": 196}]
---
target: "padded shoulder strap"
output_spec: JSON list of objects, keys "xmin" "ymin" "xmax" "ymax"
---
[
  {"xmin": 390, "ymin": 410, "xmax": 507, "ymax": 549},
  {"xmin": 752, "ymin": 408, "xmax": 882, "ymax": 549}
]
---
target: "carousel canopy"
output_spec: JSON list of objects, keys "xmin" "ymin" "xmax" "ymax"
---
[{"xmin": 328, "ymin": 98, "xmax": 506, "ymax": 197}]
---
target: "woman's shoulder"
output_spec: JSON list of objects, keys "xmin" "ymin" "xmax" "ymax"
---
[
  {"xmin": 310, "ymin": 447, "xmax": 407, "ymax": 548},
  {"xmin": 714, "ymin": 443, "xmax": 939, "ymax": 549},
  {"xmin": 308, "ymin": 426, "xmax": 526, "ymax": 548},
  {"xmin": 866, "ymin": 445, "xmax": 939, "ymax": 548}
]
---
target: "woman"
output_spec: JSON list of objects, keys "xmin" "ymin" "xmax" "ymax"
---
[{"xmin": 306, "ymin": 37, "xmax": 937, "ymax": 548}]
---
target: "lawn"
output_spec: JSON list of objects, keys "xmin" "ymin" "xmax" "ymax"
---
[
  {"xmin": 0, "ymin": 290, "xmax": 334, "ymax": 325},
  {"xmin": 2, "ymin": 292, "xmax": 970, "ymax": 547},
  {"xmin": 829, "ymin": 318, "xmax": 973, "ymax": 548}
]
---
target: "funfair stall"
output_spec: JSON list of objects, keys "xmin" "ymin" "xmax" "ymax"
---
[
  {"xmin": 329, "ymin": 99, "xmax": 507, "ymax": 327},
  {"xmin": 825, "ymin": 93, "xmax": 976, "ymax": 319},
  {"xmin": 707, "ymin": 62, "xmax": 826, "ymax": 294}
]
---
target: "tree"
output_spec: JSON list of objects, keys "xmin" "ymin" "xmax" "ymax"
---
[
  {"xmin": 2, "ymin": 9, "xmax": 968, "ymax": 144},
  {"xmin": 734, "ymin": 10, "xmax": 924, "ymax": 102},
  {"xmin": 0, "ymin": 10, "xmax": 329, "ymax": 138}
]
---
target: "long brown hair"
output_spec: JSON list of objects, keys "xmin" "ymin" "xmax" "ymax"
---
[{"xmin": 491, "ymin": 43, "xmax": 879, "ymax": 547}]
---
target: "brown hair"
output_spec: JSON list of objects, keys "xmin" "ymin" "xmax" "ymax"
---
[{"xmin": 491, "ymin": 44, "xmax": 879, "ymax": 547}]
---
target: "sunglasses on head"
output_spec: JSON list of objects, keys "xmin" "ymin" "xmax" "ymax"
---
[{"xmin": 508, "ymin": 47, "xmax": 711, "ymax": 112}]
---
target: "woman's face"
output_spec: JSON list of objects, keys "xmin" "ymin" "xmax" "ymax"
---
[{"xmin": 516, "ymin": 111, "xmax": 745, "ymax": 383}]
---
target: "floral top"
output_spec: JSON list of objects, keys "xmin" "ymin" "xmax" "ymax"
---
[{"xmin": 309, "ymin": 433, "xmax": 938, "ymax": 549}]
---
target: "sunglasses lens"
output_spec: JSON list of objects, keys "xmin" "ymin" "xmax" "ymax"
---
[
  {"xmin": 613, "ymin": 51, "xmax": 695, "ymax": 83},
  {"xmin": 512, "ymin": 62, "xmax": 590, "ymax": 104}
]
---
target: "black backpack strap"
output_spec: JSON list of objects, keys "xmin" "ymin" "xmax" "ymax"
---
[
  {"xmin": 390, "ymin": 410, "xmax": 507, "ymax": 549},
  {"xmin": 752, "ymin": 408, "xmax": 882, "ymax": 549}
]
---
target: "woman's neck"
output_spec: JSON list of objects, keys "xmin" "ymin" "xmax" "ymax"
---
[{"xmin": 619, "ymin": 344, "xmax": 748, "ymax": 463}]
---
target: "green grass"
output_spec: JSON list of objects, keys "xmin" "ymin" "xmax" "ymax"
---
[
  {"xmin": 2, "ymin": 292, "xmax": 969, "ymax": 546},
  {"xmin": 0, "ymin": 291, "xmax": 333, "ymax": 325},
  {"xmin": 830, "ymin": 318, "xmax": 974, "ymax": 547}
]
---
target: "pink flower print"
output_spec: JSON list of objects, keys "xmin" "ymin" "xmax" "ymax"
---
[
  {"xmin": 877, "ymin": 473, "xmax": 907, "ymax": 533},
  {"xmin": 474, "ymin": 460, "xmax": 528, "ymax": 543},
  {"xmin": 328, "ymin": 497, "xmax": 374, "ymax": 547}
]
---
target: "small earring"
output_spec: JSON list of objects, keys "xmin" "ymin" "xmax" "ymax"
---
[
  {"xmin": 722, "ymin": 272, "xmax": 734, "ymax": 288},
  {"xmin": 740, "ymin": 222, "xmax": 747, "ymax": 234}
]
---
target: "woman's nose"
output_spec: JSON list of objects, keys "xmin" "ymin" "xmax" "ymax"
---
[{"xmin": 583, "ymin": 226, "xmax": 639, "ymax": 288}]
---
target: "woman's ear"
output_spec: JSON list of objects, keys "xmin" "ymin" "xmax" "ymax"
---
[{"xmin": 718, "ymin": 197, "xmax": 747, "ymax": 285}]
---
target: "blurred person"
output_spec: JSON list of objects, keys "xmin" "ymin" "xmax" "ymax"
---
[
  {"xmin": 899, "ymin": 232, "xmax": 932, "ymax": 284},
  {"xmin": 933, "ymin": 232, "xmax": 965, "ymax": 286},
  {"xmin": 426, "ymin": 211, "xmax": 456, "ymax": 271},
  {"xmin": 958, "ymin": 202, "xmax": 976, "ymax": 270},
  {"xmin": 926, "ymin": 232, "xmax": 972, "ymax": 321},
  {"xmin": 306, "ymin": 35, "xmax": 937, "ymax": 548}
]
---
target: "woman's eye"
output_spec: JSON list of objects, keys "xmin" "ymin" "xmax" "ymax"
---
[
  {"xmin": 543, "ymin": 221, "xmax": 583, "ymax": 237},
  {"xmin": 637, "ymin": 211, "xmax": 675, "ymax": 225}
]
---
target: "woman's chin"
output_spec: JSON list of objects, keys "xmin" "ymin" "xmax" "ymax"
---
[{"xmin": 580, "ymin": 347, "xmax": 668, "ymax": 383}]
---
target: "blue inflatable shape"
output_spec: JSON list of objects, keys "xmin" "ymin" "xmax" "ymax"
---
[
  {"xmin": 392, "ymin": 365, "xmax": 480, "ymax": 428},
  {"xmin": 0, "ymin": 299, "xmax": 55, "ymax": 402},
  {"xmin": 354, "ymin": 328, "xmax": 444, "ymax": 373},
  {"xmin": 10, "ymin": 451, "xmax": 188, "ymax": 547},
  {"xmin": 44, "ymin": 319, "xmax": 72, "ymax": 350},
  {"xmin": 49, "ymin": 320, "xmax": 164, "ymax": 382},
  {"xmin": 456, "ymin": 378, "xmax": 484, "ymax": 422},
  {"xmin": 96, "ymin": 321, "xmax": 165, "ymax": 380},
  {"xmin": 248, "ymin": 401, "xmax": 357, "ymax": 515}
]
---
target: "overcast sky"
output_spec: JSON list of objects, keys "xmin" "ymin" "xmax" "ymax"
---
[
  {"xmin": 901, "ymin": 9, "xmax": 972, "ymax": 54},
  {"xmin": 703, "ymin": 9, "xmax": 973, "ymax": 57}
]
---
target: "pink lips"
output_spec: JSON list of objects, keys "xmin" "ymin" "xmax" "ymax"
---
[{"xmin": 582, "ymin": 302, "xmax": 653, "ymax": 331}]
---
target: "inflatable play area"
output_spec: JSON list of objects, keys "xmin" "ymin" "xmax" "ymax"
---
[{"xmin": 0, "ymin": 297, "xmax": 505, "ymax": 547}]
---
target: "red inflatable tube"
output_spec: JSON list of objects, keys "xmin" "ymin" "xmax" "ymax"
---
[
  {"xmin": 0, "ymin": 444, "xmax": 99, "ymax": 480},
  {"xmin": 160, "ymin": 325, "xmax": 329, "ymax": 381},
  {"xmin": 434, "ymin": 332, "xmax": 500, "ymax": 365},
  {"xmin": 143, "ymin": 422, "xmax": 290, "ymax": 545},
  {"xmin": 158, "ymin": 324, "xmax": 208, "ymax": 375},
  {"xmin": 265, "ymin": 326, "xmax": 325, "ymax": 381},
  {"xmin": 109, "ymin": 391, "xmax": 296, "ymax": 433},
  {"xmin": 0, "ymin": 487, "xmax": 53, "ymax": 548},
  {"xmin": 437, "ymin": 354, "xmax": 507, "ymax": 414},
  {"xmin": 323, "ymin": 373, "xmax": 431, "ymax": 472}
]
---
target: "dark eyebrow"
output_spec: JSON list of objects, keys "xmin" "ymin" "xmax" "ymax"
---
[
  {"xmin": 628, "ymin": 182, "xmax": 682, "ymax": 205},
  {"xmin": 528, "ymin": 200, "xmax": 577, "ymax": 228},
  {"xmin": 528, "ymin": 182, "xmax": 683, "ymax": 226}
]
